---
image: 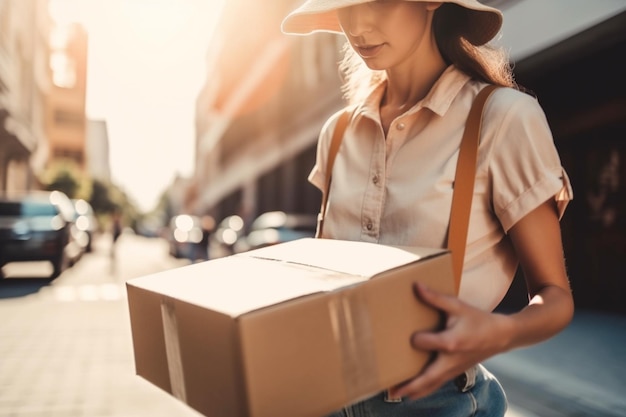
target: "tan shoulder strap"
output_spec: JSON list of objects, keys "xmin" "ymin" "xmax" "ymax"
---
[
  {"xmin": 316, "ymin": 109, "xmax": 351, "ymax": 238},
  {"xmin": 448, "ymin": 84, "xmax": 500, "ymax": 293}
]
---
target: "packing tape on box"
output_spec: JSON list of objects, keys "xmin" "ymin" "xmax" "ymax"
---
[
  {"xmin": 328, "ymin": 290, "xmax": 380, "ymax": 400},
  {"xmin": 160, "ymin": 299, "xmax": 188, "ymax": 402}
]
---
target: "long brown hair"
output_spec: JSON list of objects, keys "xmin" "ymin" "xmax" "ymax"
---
[
  {"xmin": 339, "ymin": 3, "xmax": 517, "ymax": 104},
  {"xmin": 434, "ymin": 4, "xmax": 515, "ymax": 87}
]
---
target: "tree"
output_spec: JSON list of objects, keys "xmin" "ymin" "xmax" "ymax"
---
[
  {"xmin": 38, "ymin": 159, "xmax": 91, "ymax": 200},
  {"xmin": 89, "ymin": 179, "xmax": 118, "ymax": 214}
]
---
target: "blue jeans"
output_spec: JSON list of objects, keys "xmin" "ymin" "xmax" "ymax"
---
[{"xmin": 326, "ymin": 364, "xmax": 507, "ymax": 417}]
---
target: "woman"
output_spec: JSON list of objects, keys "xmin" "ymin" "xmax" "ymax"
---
[{"xmin": 282, "ymin": 1, "xmax": 574, "ymax": 416}]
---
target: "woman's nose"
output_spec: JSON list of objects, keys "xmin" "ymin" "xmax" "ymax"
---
[{"xmin": 340, "ymin": 5, "xmax": 373, "ymax": 36}]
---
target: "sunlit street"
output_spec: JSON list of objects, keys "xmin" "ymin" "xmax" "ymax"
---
[{"xmin": 1, "ymin": 0, "xmax": 626, "ymax": 416}]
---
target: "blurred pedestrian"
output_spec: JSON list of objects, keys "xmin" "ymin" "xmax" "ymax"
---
[
  {"xmin": 110, "ymin": 209, "xmax": 123, "ymax": 273},
  {"xmin": 281, "ymin": 1, "xmax": 574, "ymax": 416},
  {"xmin": 112, "ymin": 210, "xmax": 123, "ymax": 244}
]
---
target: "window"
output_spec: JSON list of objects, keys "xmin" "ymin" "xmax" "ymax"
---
[
  {"xmin": 50, "ymin": 51, "xmax": 76, "ymax": 88},
  {"xmin": 52, "ymin": 149, "xmax": 84, "ymax": 165},
  {"xmin": 49, "ymin": 26, "xmax": 76, "ymax": 88},
  {"xmin": 53, "ymin": 109, "xmax": 83, "ymax": 127}
]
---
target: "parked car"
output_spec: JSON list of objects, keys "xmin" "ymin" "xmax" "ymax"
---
[
  {"xmin": 72, "ymin": 199, "xmax": 98, "ymax": 252},
  {"xmin": 233, "ymin": 211, "xmax": 317, "ymax": 253},
  {"xmin": 209, "ymin": 214, "xmax": 246, "ymax": 258},
  {"xmin": 0, "ymin": 190, "xmax": 83, "ymax": 279},
  {"xmin": 166, "ymin": 214, "xmax": 205, "ymax": 261}
]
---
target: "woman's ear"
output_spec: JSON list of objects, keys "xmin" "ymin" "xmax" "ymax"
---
[{"xmin": 426, "ymin": 2, "xmax": 443, "ymax": 12}]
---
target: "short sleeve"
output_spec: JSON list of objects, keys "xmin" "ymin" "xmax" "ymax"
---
[
  {"xmin": 308, "ymin": 109, "xmax": 347, "ymax": 191},
  {"xmin": 488, "ymin": 91, "xmax": 573, "ymax": 232}
]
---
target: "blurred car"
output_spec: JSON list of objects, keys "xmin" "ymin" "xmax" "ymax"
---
[
  {"xmin": 209, "ymin": 214, "xmax": 246, "ymax": 258},
  {"xmin": 72, "ymin": 199, "xmax": 98, "ymax": 252},
  {"xmin": 0, "ymin": 190, "xmax": 83, "ymax": 278},
  {"xmin": 233, "ymin": 211, "xmax": 317, "ymax": 253},
  {"xmin": 167, "ymin": 214, "xmax": 204, "ymax": 260}
]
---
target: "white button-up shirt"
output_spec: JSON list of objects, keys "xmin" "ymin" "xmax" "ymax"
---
[{"xmin": 309, "ymin": 66, "xmax": 572, "ymax": 311}]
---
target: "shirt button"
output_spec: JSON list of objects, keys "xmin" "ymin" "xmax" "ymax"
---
[
  {"xmin": 366, "ymin": 222, "xmax": 373, "ymax": 231},
  {"xmin": 397, "ymin": 122, "xmax": 405, "ymax": 130},
  {"xmin": 372, "ymin": 175, "xmax": 379, "ymax": 185}
]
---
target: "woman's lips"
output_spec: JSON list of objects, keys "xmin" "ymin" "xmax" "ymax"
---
[{"xmin": 355, "ymin": 44, "xmax": 383, "ymax": 58}]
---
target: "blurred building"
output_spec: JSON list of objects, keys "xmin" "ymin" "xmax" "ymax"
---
[
  {"xmin": 504, "ymin": 0, "xmax": 626, "ymax": 314},
  {"xmin": 495, "ymin": 1, "xmax": 626, "ymax": 314},
  {"xmin": 193, "ymin": 0, "xmax": 343, "ymax": 224},
  {"xmin": 0, "ymin": 0, "xmax": 89, "ymax": 192},
  {"xmin": 44, "ymin": 21, "xmax": 88, "ymax": 168},
  {"xmin": 85, "ymin": 119, "xmax": 111, "ymax": 182},
  {"xmin": 194, "ymin": 0, "xmax": 626, "ymax": 313},
  {"xmin": 0, "ymin": 0, "xmax": 52, "ymax": 192}
]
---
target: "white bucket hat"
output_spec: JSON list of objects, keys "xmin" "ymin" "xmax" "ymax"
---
[{"xmin": 281, "ymin": 0, "xmax": 503, "ymax": 46}]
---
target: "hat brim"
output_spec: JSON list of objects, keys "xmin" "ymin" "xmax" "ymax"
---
[{"xmin": 281, "ymin": 0, "xmax": 502, "ymax": 46}]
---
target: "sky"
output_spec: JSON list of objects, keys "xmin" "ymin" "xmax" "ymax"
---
[{"xmin": 49, "ymin": 0, "xmax": 223, "ymax": 212}]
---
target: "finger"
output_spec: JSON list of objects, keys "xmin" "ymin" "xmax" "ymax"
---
[
  {"xmin": 389, "ymin": 364, "xmax": 452, "ymax": 400},
  {"xmin": 410, "ymin": 329, "xmax": 447, "ymax": 351},
  {"xmin": 414, "ymin": 282, "xmax": 462, "ymax": 314},
  {"xmin": 388, "ymin": 384, "xmax": 443, "ymax": 401}
]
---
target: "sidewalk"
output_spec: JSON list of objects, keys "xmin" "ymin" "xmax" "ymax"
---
[
  {"xmin": 0, "ymin": 234, "xmax": 200, "ymax": 417},
  {"xmin": 485, "ymin": 310, "xmax": 626, "ymax": 417}
]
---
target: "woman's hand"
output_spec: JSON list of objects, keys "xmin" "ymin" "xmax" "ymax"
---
[
  {"xmin": 389, "ymin": 199, "xmax": 574, "ymax": 400},
  {"xmin": 388, "ymin": 282, "xmax": 513, "ymax": 400}
]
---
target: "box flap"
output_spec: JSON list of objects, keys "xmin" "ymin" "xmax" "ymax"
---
[
  {"xmin": 127, "ymin": 256, "xmax": 365, "ymax": 318},
  {"xmin": 126, "ymin": 238, "xmax": 448, "ymax": 319},
  {"xmin": 244, "ymin": 238, "xmax": 447, "ymax": 277}
]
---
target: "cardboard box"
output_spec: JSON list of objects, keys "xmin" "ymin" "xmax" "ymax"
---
[{"xmin": 126, "ymin": 238, "xmax": 454, "ymax": 417}]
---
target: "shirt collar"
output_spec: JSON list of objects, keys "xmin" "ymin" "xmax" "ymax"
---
[
  {"xmin": 357, "ymin": 65, "xmax": 472, "ymax": 120},
  {"xmin": 422, "ymin": 66, "xmax": 472, "ymax": 116}
]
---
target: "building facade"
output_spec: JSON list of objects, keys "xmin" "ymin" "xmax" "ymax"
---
[
  {"xmin": 489, "ymin": 0, "xmax": 626, "ymax": 313},
  {"xmin": 0, "ymin": 0, "xmax": 51, "ymax": 192},
  {"xmin": 192, "ymin": 0, "xmax": 344, "ymax": 224},
  {"xmin": 193, "ymin": 0, "xmax": 626, "ymax": 313},
  {"xmin": 44, "ymin": 20, "xmax": 88, "ymax": 169},
  {"xmin": 85, "ymin": 119, "xmax": 111, "ymax": 183},
  {"xmin": 0, "ymin": 0, "xmax": 89, "ymax": 193}
]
